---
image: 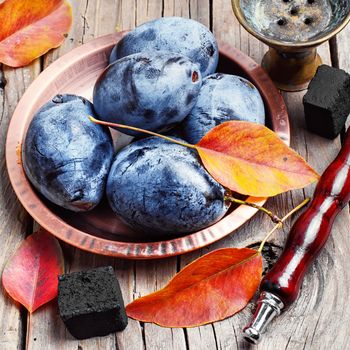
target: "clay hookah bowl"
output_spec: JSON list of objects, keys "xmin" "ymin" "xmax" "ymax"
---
[{"xmin": 232, "ymin": 0, "xmax": 350, "ymax": 91}]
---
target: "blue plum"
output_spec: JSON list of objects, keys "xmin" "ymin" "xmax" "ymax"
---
[
  {"xmin": 93, "ymin": 51, "xmax": 202, "ymax": 136},
  {"xmin": 106, "ymin": 137, "xmax": 229, "ymax": 236},
  {"xmin": 178, "ymin": 73, "xmax": 266, "ymax": 144},
  {"xmin": 23, "ymin": 94, "xmax": 114, "ymax": 212},
  {"xmin": 110, "ymin": 17, "xmax": 218, "ymax": 77}
]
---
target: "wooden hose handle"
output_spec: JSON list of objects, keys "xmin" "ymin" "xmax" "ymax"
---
[{"xmin": 244, "ymin": 129, "xmax": 350, "ymax": 344}]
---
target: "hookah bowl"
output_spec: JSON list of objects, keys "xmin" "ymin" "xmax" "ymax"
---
[{"xmin": 232, "ymin": 0, "xmax": 350, "ymax": 91}]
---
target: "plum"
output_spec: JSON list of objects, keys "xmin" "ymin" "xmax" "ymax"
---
[
  {"xmin": 106, "ymin": 137, "xmax": 229, "ymax": 236},
  {"xmin": 110, "ymin": 17, "xmax": 219, "ymax": 77},
  {"xmin": 93, "ymin": 51, "xmax": 202, "ymax": 136},
  {"xmin": 178, "ymin": 73, "xmax": 266, "ymax": 144},
  {"xmin": 23, "ymin": 94, "xmax": 114, "ymax": 212}
]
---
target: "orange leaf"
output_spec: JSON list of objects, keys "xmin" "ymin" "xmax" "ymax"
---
[
  {"xmin": 0, "ymin": 0, "xmax": 72, "ymax": 67},
  {"xmin": 2, "ymin": 229, "xmax": 64, "ymax": 313},
  {"xmin": 196, "ymin": 121, "xmax": 319, "ymax": 197},
  {"xmin": 126, "ymin": 248, "xmax": 262, "ymax": 327}
]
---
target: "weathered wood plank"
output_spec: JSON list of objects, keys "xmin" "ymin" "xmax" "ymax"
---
[
  {"xmin": 129, "ymin": 2, "xmax": 211, "ymax": 350},
  {"xmin": 26, "ymin": 1, "xmax": 125, "ymax": 349},
  {"xmin": 26, "ymin": 247, "xmax": 123, "ymax": 350},
  {"xmin": 209, "ymin": 2, "xmax": 350, "ymax": 349},
  {"xmin": 27, "ymin": 1, "xmax": 186, "ymax": 350},
  {"xmin": 213, "ymin": 0, "xmax": 266, "ymax": 63},
  {"xmin": 0, "ymin": 54, "xmax": 40, "ymax": 349},
  {"xmin": 334, "ymin": 28, "xmax": 350, "ymax": 131},
  {"xmin": 136, "ymin": 0, "xmax": 163, "ymax": 24},
  {"xmin": 163, "ymin": 0, "xmax": 190, "ymax": 18},
  {"xmin": 132, "ymin": 257, "xmax": 188, "ymax": 350}
]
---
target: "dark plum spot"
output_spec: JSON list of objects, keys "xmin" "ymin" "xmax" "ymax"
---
[
  {"xmin": 143, "ymin": 109, "xmax": 154, "ymax": 119},
  {"xmin": 45, "ymin": 168, "xmax": 65, "ymax": 183},
  {"xmin": 165, "ymin": 108, "xmax": 179, "ymax": 119},
  {"xmin": 135, "ymin": 56, "xmax": 151, "ymax": 64},
  {"xmin": 52, "ymin": 95, "xmax": 64, "ymax": 104},
  {"xmin": 144, "ymin": 67, "xmax": 161, "ymax": 79},
  {"xmin": 92, "ymin": 143, "xmax": 111, "ymax": 169},
  {"xmin": 206, "ymin": 44, "xmax": 215, "ymax": 57},
  {"xmin": 186, "ymin": 93, "xmax": 195, "ymax": 105},
  {"xmin": 212, "ymin": 116, "xmax": 225, "ymax": 126},
  {"xmin": 70, "ymin": 189, "xmax": 84, "ymax": 202},
  {"xmin": 192, "ymin": 71, "xmax": 199, "ymax": 82},
  {"xmin": 166, "ymin": 57, "xmax": 183, "ymax": 65},
  {"xmin": 208, "ymin": 73, "xmax": 224, "ymax": 80},
  {"xmin": 111, "ymin": 93, "xmax": 120, "ymax": 103},
  {"xmin": 163, "ymin": 122, "xmax": 178, "ymax": 131},
  {"xmin": 122, "ymin": 67, "xmax": 137, "ymax": 98},
  {"xmin": 123, "ymin": 146, "xmax": 155, "ymax": 170},
  {"xmin": 122, "ymin": 67, "xmax": 132, "ymax": 86},
  {"xmin": 125, "ymin": 101, "xmax": 137, "ymax": 114},
  {"xmin": 204, "ymin": 186, "xmax": 222, "ymax": 204},
  {"xmin": 140, "ymin": 28, "xmax": 156, "ymax": 41},
  {"xmin": 123, "ymin": 148, "xmax": 149, "ymax": 172}
]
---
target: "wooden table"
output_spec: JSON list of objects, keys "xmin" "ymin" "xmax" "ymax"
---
[{"xmin": 1, "ymin": 1, "xmax": 350, "ymax": 349}]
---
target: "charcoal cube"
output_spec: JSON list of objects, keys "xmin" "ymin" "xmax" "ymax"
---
[
  {"xmin": 58, "ymin": 266, "xmax": 128, "ymax": 340},
  {"xmin": 303, "ymin": 65, "xmax": 350, "ymax": 139}
]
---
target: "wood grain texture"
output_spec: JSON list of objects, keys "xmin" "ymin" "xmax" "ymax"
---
[
  {"xmin": 181, "ymin": 2, "xmax": 350, "ymax": 349},
  {"xmin": 0, "ymin": 57, "xmax": 40, "ymax": 349},
  {"xmin": 26, "ymin": 1, "xmax": 122, "ymax": 349},
  {"xmin": 130, "ymin": 2, "xmax": 211, "ymax": 350},
  {"xmin": 1, "ymin": 0, "xmax": 350, "ymax": 349},
  {"xmin": 334, "ymin": 28, "xmax": 350, "ymax": 131},
  {"xmin": 210, "ymin": 5, "xmax": 350, "ymax": 349},
  {"xmin": 26, "ymin": 1, "xmax": 187, "ymax": 350}
]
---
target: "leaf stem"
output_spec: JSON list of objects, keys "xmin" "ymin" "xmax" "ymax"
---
[
  {"xmin": 89, "ymin": 116, "xmax": 197, "ymax": 150},
  {"xmin": 224, "ymin": 195, "xmax": 281, "ymax": 224},
  {"xmin": 258, "ymin": 198, "xmax": 310, "ymax": 253}
]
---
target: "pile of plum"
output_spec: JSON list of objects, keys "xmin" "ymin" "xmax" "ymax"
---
[{"xmin": 23, "ymin": 17, "xmax": 265, "ymax": 236}]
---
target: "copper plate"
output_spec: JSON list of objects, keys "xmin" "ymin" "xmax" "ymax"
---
[{"xmin": 6, "ymin": 33, "xmax": 290, "ymax": 259}]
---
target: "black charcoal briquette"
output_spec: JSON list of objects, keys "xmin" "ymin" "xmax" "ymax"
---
[
  {"xmin": 58, "ymin": 266, "xmax": 128, "ymax": 340},
  {"xmin": 303, "ymin": 65, "xmax": 350, "ymax": 139}
]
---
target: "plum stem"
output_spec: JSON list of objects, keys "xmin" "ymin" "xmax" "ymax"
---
[
  {"xmin": 258, "ymin": 198, "xmax": 310, "ymax": 253},
  {"xmin": 89, "ymin": 116, "xmax": 197, "ymax": 150},
  {"xmin": 224, "ymin": 195, "xmax": 282, "ymax": 223}
]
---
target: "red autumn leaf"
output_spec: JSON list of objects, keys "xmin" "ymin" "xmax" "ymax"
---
[
  {"xmin": 126, "ymin": 248, "xmax": 262, "ymax": 327},
  {"xmin": 0, "ymin": 0, "xmax": 72, "ymax": 67},
  {"xmin": 2, "ymin": 229, "xmax": 64, "ymax": 313},
  {"xmin": 195, "ymin": 121, "xmax": 319, "ymax": 197}
]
